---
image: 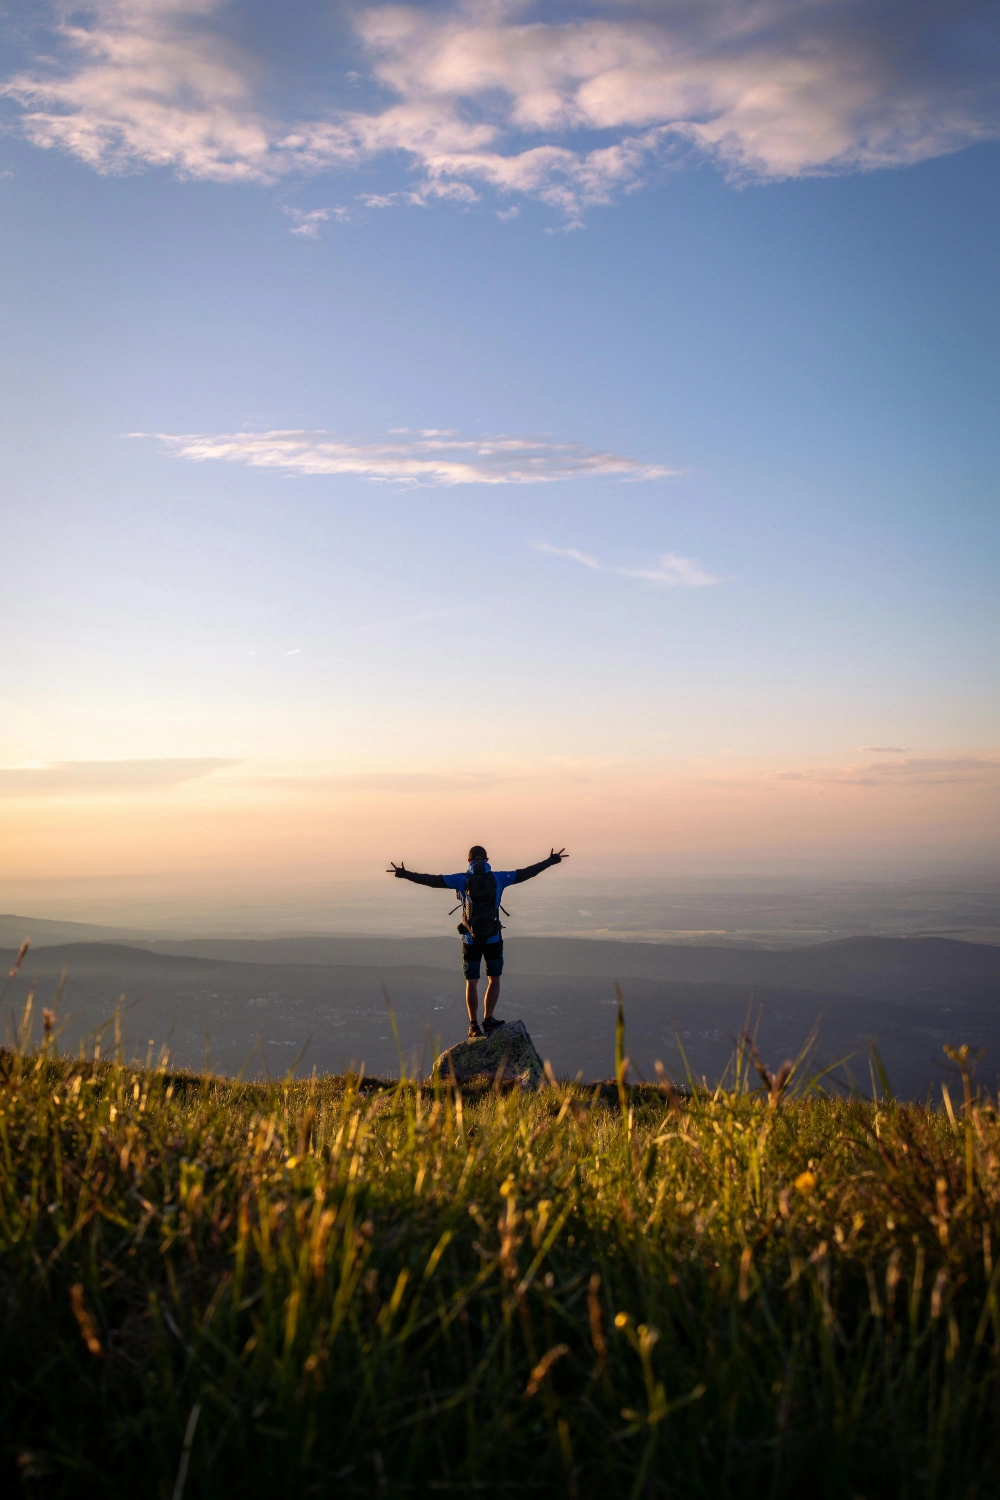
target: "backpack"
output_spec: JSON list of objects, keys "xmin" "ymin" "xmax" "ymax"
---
[{"xmin": 460, "ymin": 862, "xmax": 500, "ymax": 942}]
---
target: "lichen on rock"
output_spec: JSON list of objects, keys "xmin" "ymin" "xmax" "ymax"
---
[{"xmin": 434, "ymin": 1019, "xmax": 545, "ymax": 1091}]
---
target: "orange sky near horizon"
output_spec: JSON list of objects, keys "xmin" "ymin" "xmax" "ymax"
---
[{"xmin": 2, "ymin": 753, "xmax": 998, "ymax": 909}]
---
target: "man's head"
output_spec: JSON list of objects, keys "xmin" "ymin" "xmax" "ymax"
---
[{"xmin": 468, "ymin": 845, "xmax": 488, "ymax": 863}]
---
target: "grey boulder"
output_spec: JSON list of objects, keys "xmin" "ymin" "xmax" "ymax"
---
[{"xmin": 434, "ymin": 1019, "xmax": 545, "ymax": 1091}]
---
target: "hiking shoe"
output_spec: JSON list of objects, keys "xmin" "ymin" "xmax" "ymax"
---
[
  {"xmin": 467, "ymin": 1023, "xmax": 483, "ymax": 1040},
  {"xmin": 483, "ymin": 1016, "xmax": 506, "ymax": 1034}
]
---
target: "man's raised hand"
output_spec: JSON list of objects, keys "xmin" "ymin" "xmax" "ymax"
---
[
  {"xmin": 386, "ymin": 860, "xmax": 406, "ymax": 875},
  {"xmin": 550, "ymin": 847, "xmax": 568, "ymax": 862}
]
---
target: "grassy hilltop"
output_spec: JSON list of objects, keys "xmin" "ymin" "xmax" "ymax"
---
[{"xmin": 2, "ymin": 1013, "xmax": 1000, "ymax": 1497}]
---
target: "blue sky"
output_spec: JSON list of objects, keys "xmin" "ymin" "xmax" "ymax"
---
[{"xmin": 1, "ymin": 0, "xmax": 999, "ymax": 908}]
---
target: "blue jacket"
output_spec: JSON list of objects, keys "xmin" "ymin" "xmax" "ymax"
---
[{"xmin": 394, "ymin": 855, "xmax": 561, "ymax": 943}]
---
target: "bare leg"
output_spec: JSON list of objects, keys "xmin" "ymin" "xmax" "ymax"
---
[
  {"xmin": 465, "ymin": 979, "xmax": 480, "ymax": 1027},
  {"xmin": 484, "ymin": 976, "xmax": 501, "ymax": 1021}
]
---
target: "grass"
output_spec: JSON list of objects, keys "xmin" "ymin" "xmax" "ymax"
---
[{"xmin": 2, "ymin": 992, "xmax": 1000, "ymax": 1497}]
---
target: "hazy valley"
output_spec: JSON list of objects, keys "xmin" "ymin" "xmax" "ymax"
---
[{"xmin": 6, "ymin": 926, "xmax": 1000, "ymax": 1099}]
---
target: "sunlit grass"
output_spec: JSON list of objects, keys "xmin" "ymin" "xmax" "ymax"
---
[{"xmin": 2, "ymin": 993, "xmax": 999, "ymax": 1497}]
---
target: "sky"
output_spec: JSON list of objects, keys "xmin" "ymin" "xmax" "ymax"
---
[{"xmin": 1, "ymin": 0, "xmax": 999, "ymax": 925}]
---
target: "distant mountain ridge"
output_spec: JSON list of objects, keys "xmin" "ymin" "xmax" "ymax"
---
[
  {"xmin": 0, "ymin": 914, "xmax": 152, "ymax": 947},
  {"xmin": 2, "ymin": 934, "xmax": 999, "ymax": 1098},
  {"xmin": 4, "ymin": 927, "xmax": 1000, "ymax": 1003},
  {"xmin": 147, "ymin": 932, "xmax": 1000, "ymax": 1004}
]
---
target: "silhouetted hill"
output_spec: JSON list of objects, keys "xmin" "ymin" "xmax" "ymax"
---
[
  {"xmin": 144, "ymin": 932, "xmax": 1000, "ymax": 1004},
  {"xmin": 0, "ymin": 914, "xmax": 150, "ymax": 947},
  {"xmin": 4, "ymin": 937, "xmax": 999, "ymax": 1098}
]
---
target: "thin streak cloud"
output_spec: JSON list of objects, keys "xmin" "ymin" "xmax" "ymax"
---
[
  {"xmin": 137, "ymin": 430, "xmax": 672, "ymax": 486},
  {"xmin": 354, "ymin": 610, "xmax": 455, "ymax": 632},
  {"xmin": 534, "ymin": 544, "xmax": 601, "ymax": 569},
  {"xmin": 0, "ymin": 758, "xmax": 239, "ymax": 798},
  {"xmin": 618, "ymin": 555, "xmax": 721, "ymax": 588},
  {"xmin": 3, "ymin": 1, "xmax": 998, "ymax": 220},
  {"xmin": 776, "ymin": 757, "xmax": 1000, "ymax": 788},
  {"xmin": 535, "ymin": 542, "xmax": 720, "ymax": 588}
]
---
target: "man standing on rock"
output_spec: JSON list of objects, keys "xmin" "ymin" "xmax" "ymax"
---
[{"xmin": 387, "ymin": 845, "xmax": 567, "ymax": 1040}]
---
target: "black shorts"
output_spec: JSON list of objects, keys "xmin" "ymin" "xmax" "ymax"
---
[{"xmin": 461, "ymin": 938, "xmax": 504, "ymax": 980}]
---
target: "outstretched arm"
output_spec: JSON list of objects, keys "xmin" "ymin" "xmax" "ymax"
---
[
  {"xmin": 386, "ymin": 861, "xmax": 448, "ymax": 889},
  {"xmin": 512, "ymin": 847, "xmax": 568, "ymax": 885}
]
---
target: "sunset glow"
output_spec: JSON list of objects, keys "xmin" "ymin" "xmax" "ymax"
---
[{"xmin": 1, "ymin": 0, "xmax": 997, "ymax": 929}]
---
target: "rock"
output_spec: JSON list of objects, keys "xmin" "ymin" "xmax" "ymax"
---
[{"xmin": 434, "ymin": 1019, "xmax": 545, "ymax": 1091}]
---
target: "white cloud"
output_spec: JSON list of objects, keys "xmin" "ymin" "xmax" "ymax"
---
[
  {"xmin": 534, "ymin": 541, "xmax": 720, "ymax": 588},
  {"xmin": 284, "ymin": 207, "xmax": 334, "ymax": 237},
  {"xmin": 3, "ymin": 1, "xmax": 998, "ymax": 218},
  {"xmin": 136, "ymin": 428, "xmax": 672, "ymax": 485},
  {"xmin": 2, "ymin": 1, "xmax": 288, "ymax": 184}
]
